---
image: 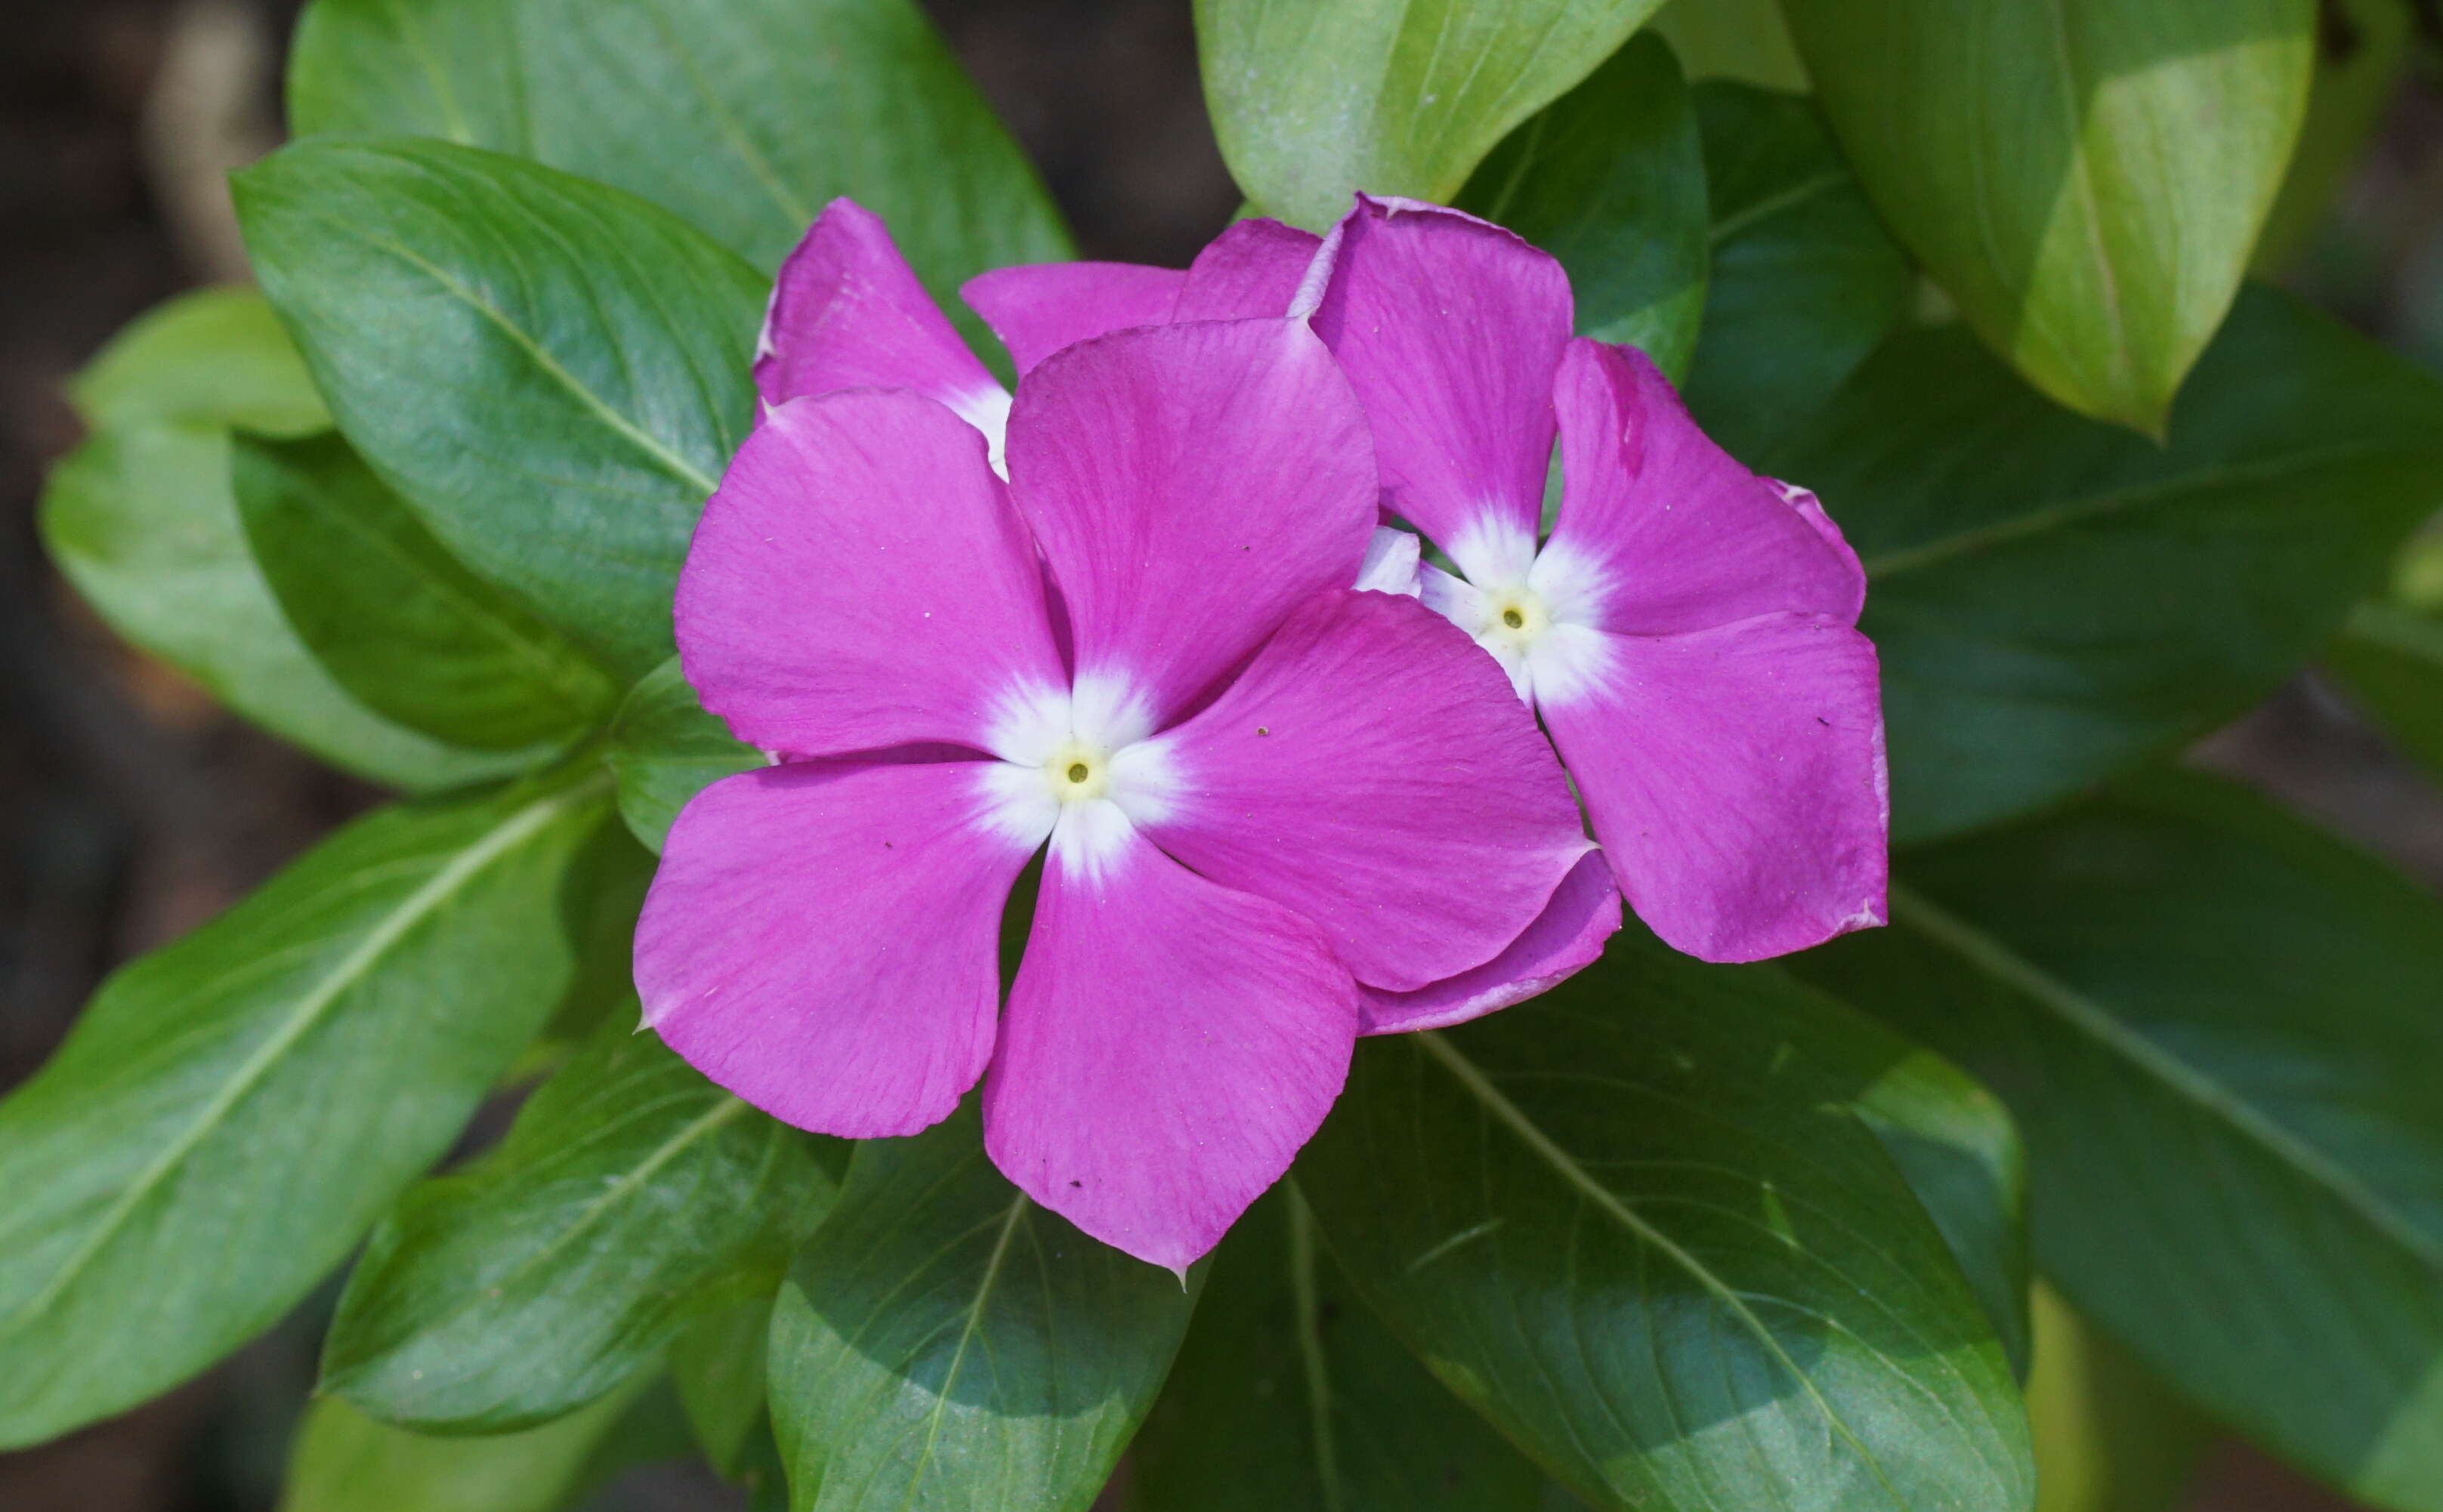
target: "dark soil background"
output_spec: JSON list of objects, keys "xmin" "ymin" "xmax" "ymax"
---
[{"xmin": 1, "ymin": 2, "xmax": 2436, "ymax": 1507}]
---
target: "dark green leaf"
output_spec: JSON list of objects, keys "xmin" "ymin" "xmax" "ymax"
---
[
  {"xmin": 1129, "ymin": 1186, "xmax": 1571, "ymax": 1512},
  {"xmin": 674, "ymin": 1295, "xmax": 781, "ymax": 1478},
  {"xmin": 232, "ymin": 431, "xmax": 618, "ymax": 751},
  {"xmin": 2022, "ymin": 1285, "xmax": 2213, "ymax": 1512},
  {"xmin": 1780, "ymin": 0, "xmax": 2314, "ymax": 434},
  {"xmin": 323, "ymin": 1017, "xmax": 839, "ymax": 1432},
  {"xmin": 1297, "ymin": 930, "xmax": 2034, "ymax": 1512},
  {"xmin": 41, "ymin": 290, "xmax": 531, "ymax": 789},
  {"xmin": 279, "ymin": 1375, "xmax": 650, "ymax": 1512},
  {"xmin": 607, "ymin": 657, "xmax": 761, "ymax": 853},
  {"xmin": 286, "ymin": 0, "xmax": 1071, "ymax": 291},
  {"xmin": 2255, "ymin": 0, "xmax": 2414, "ymax": 272},
  {"xmin": 768, "ymin": 1100, "xmax": 1198, "ymax": 1512},
  {"xmin": 1680, "ymin": 82, "xmax": 1913, "ymax": 464},
  {"xmin": 1196, "ymin": 0, "xmax": 1671, "ymax": 231},
  {"xmin": 1771, "ymin": 284, "xmax": 2443, "ymax": 844},
  {"xmin": 1793, "ymin": 769, "xmax": 2443, "ymax": 1510},
  {"xmin": 0, "ymin": 772, "xmax": 616, "ymax": 1449},
  {"xmin": 2324, "ymin": 600, "xmax": 2443, "ymax": 779},
  {"xmin": 233, "ymin": 137, "xmax": 764, "ymax": 681}
]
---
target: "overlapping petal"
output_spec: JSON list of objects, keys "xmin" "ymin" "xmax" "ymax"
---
[
  {"xmin": 755, "ymin": 199, "xmax": 1009, "ymax": 444},
  {"xmin": 1539, "ymin": 613, "xmax": 1889, "ymax": 963},
  {"xmin": 961, "ymin": 261, "xmax": 1188, "ymax": 374},
  {"xmin": 1307, "ymin": 197, "xmax": 1570, "ymax": 569},
  {"xmin": 675, "ymin": 390, "xmax": 1064, "ymax": 758},
  {"xmin": 1359, "ymin": 851, "xmax": 1621, "ymax": 1035},
  {"xmin": 1132, "ymin": 590, "xmax": 1590, "ymax": 992},
  {"xmin": 1172, "ymin": 218, "xmax": 1323, "ymax": 320},
  {"xmin": 985, "ymin": 822, "xmax": 1359, "ymax": 1273},
  {"xmin": 1552, "ymin": 340, "xmax": 1866, "ymax": 634},
  {"xmin": 638, "ymin": 759, "xmax": 1041, "ymax": 1138},
  {"xmin": 1005, "ymin": 319, "xmax": 1376, "ymax": 726}
]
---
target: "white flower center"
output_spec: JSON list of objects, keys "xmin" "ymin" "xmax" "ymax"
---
[
  {"xmin": 974, "ymin": 673, "xmax": 1181, "ymax": 877},
  {"xmin": 1425, "ymin": 513, "xmax": 1616, "ymax": 709}
]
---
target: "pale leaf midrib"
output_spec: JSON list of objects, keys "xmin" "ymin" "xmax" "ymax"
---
[{"xmin": 897, "ymin": 1192, "xmax": 1029, "ymax": 1512}]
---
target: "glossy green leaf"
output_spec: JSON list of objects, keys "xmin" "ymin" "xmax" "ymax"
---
[
  {"xmin": 41, "ymin": 291, "xmax": 529, "ymax": 790},
  {"xmin": 1680, "ymin": 82, "xmax": 1913, "ymax": 464},
  {"xmin": 234, "ymin": 137, "xmax": 764, "ymax": 682},
  {"xmin": 1648, "ymin": 0, "xmax": 1808, "ymax": 90},
  {"xmin": 768, "ymin": 1101, "xmax": 1199, "ymax": 1512},
  {"xmin": 2024, "ymin": 1286, "xmax": 2212, "ymax": 1512},
  {"xmin": 2255, "ymin": 0, "xmax": 2414, "ymax": 272},
  {"xmin": 0, "ymin": 772, "xmax": 616, "ymax": 1449},
  {"xmin": 232, "ymin": 432, "xmax": 619, "ymax": 751},
  {"xmin": 1128, "ymin": 1186, "xmax": 1571, "ymax": 1512},
  {"xmin": 280, "ymin": 1375, "xmax": 648, "ymax": 1512},
  {"xmin": 323, "ymin": 1017, "xmax": 840, "ymax": 1432},
  {"xmin": 1781, "ymin": 0, "xmax": 2314, "ymax": 434},
  {"xmin": 607, "ymin": 656, "xmax": 761, "ymax": 853},
  {"xmin": 2325, "ymin": 600, "xmax": 2443, "ymax": 779},
  {"xmin": 1793, "ymin": 770, "xmax": 2443, "ymax": 1510},
  {"xmin": 1296, "ymin": 930, "xmax": 2034, "ymax": 1512},
  {"xmin": 286, "ymin": 0, "xmax": 1070, "ymax": 290},
  {"xmin": 1196, "ymin": 0, "xmax": 1671, "ymax": 231},
  {"xmin": 1768, "ymin": 284, "xmax": 2443, "ymax": 844},
  {"xmin": 1459, "ymin": 33, "xmax": 1706, "ymax": 379}
]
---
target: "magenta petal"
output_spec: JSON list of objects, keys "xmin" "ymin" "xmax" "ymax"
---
[
  {"xmin": 1542, "ymin": 613, "xmax": 1889, "ymax": 964},
  {"xmin": 1005, "ymin": 320, "xmax": 1376, "ymax": 726},
  {"xmin": 1172, "ymin": 218, "xmax": 1324, "ymax": 320},
  {"xmin": 1552, "ymin": 340, "xmax": 1866, "ymax": 633},
  {"xmin": 636, "ymin": 760, "xmax": 1037, "ymax": 1139},
  {"xmin": 961, "ymin": 261, "xmax": 1188, "ymax": 374},
  {"xmin": 984, "ymin": 821, "xmax": 1358, "ymax": 1271},
  {"xmin": 1360, "ymin": 850, "xmax": 1621, "ymax": 1035},
  {"xmin": 756, "ymin": 200, "xmax": 1005, "ymax": 434},
  {"xmin": 676, "ymin": 390, "xmax": 1064, "ymax": 758},
  {"xmin": 1308, "ymin": 196, "xmax": 1570, "ymax": 560},
  {"xmin": 1135, "ymin": 590, "xmax": 1592, "ymax": 992}
]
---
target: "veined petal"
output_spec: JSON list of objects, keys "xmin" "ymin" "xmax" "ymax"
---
[
  {"xmin": 1133, "ymin": 590, "xmax": 1590, "ymax": 992},
  {"xmin": 1551, "ymin": 340, "xmax": 1865, "ymax": 634},
  {"xmin": 636, "ymin": 759, "xmax": 1042, "ymax": 1139},
  {"xmin": 757, "ymin": 200, "xmax": 1009, "ymax": 452},
  {"xmin": 1308, "ymin": 196, "xmax": 1570, "ymax": 556},
  {"xmin": 961, "ymin": 261, "xmax": 1188, "ymax": 374},
  {"xmin": 1172, "ymin": 218, "xmax": 1324, "ymax": 320},
  {"xmin": 1005, "ymin": 320, "xmax": 1376, "ymax": 727},
  {"xmin": 1542, "ymin": 613, "xmax": 1889, "ymax": 964},
  {"xmin": 1360, "ymin": 850, "xmax": 1620, "ymax": 1035},
  {"xmin": 985, "ymin": 822, "xmax": 1358, "ymax": 1273},
  {"xmin": 677, "ymin": 390, "xmax": 1064, "ymax": 758}
]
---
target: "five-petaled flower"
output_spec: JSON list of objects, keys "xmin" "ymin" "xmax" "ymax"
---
[{"xmin": 633, "ymin": 211, "xmax": 1595, "ymax": 1272}]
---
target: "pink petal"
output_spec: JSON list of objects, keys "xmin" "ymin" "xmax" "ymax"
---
[
  {"xmin": 960, "ymin": 261, "xmax": 1188, "ymax": 375},
  {"xmin": 755, "ymin": 200, "xmax": 1008, "ymax": 439},
  {"xmin": 675, "ymin": 390, "xmax": 1064, "ymax": 758},
  {"xmin": 1541, "ymin": 613, "xmax": 1889, "ymax": 964},
  {"xmin": 1132, "ymin": 590, "xmax": 1592, "ymax": 992},
  {"xmin": 1307, "ymin": 196, "xmax": 1570, "ymax": 566},
  {"xmin": 1359, "ymin": 850, "xmax": 1622, "ymax": 1035},
  {"xmin": 1552, "ymin": 340, "xmax": 1866, "ymax": 633},
  {"xmin": 1004, "ymin": 320, "xmax": 1376, "ymax": 727},
  {"xmin": 984, "ymin": 820, "xmax": 1358, "ymax": 1272},
  {"xmin": 636, "ymin": 758, "xmax": 1039, "ymax": 1139},
  {"xmin": 1172, "ymin": 218, "xmax": 1324, "ymax": 320}
]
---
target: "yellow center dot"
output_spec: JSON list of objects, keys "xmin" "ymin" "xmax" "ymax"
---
[
  {"xmin": 1067, "ymin": 762, "xmax": 1090, "ymax": 784},
  {"xmin": 1502, "ymin": 607, "xmax": 1526, "ymax": 629}
]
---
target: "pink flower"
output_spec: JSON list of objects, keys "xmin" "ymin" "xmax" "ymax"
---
[{"xmin": 635, "ymin": 209, "xmax": 1595, "ymax": 1271}]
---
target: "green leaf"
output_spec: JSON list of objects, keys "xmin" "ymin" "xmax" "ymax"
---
[
  {"xmin": 233, "ymin": 137, "xmax": 765, "ymax": 682},
  {"xmin": 231, "ymin": 431, "xmax": 619, "ymax": 751},
  {"xmin": 0, "ymin": 772, "xmax": 616, "ymax": 1449},
  {"xmin": 1679, "ymin": 82, "xmax": 1913, "ymax": 464},
  {"xmin": 673, "ymin": 1294, "xmax": 782, "ymax": 1478},
  {"xmin": 286, "ymin": 0, "xmax": 1071, "ymax": 289},
  {"xmin": 768, "ymin": 1100, "xmax": 1199, "ymax": 1512},
  {"xmin": 323, "ymin": 1017, "xmax": 840, "ymax": 1432},
  {"xmin": 1458, "ymin": 33, "xmax": 1707, "ymax": 380},
  {"xmin": 41, "ymin": 291, "xmax": 531, "ymax": 790},
  {"xmin": 1770, "ymin": 283, "xmax": 2443, "ymax": 844},
  {"xmin": 279, "ymin": 1375, "xmax": 649, "ymax": 1512},
  {"xmin": 1195, "ymin": 0, "xmax": 1672, "ymax": 231},
  {"xmin": 1296, "ymin": 930, "xmax": 2034, "ymax": 1512},
  {"xmin": 1779, "ymin": 0, "xmax": 2315, "ymax": 434},
  {"xmin": 1793, "ymin": 769, "xmax": 2443, "ymax": 1510},
  {"xmin": 1128, "ymin": 1186, "xmax": 1570, "ymax": 1512},
  {"xmin": 2324, "ymin": 600, "xmax": 2443, "ymax": 779},
  {"xmin": 1648, "ymin": 0, "xmax": 1809, "ymax": 90},
  {"xmin": 607, "ymin": 656, "xmax": 762, "ymax": 853},
  {"xmin": 2024, "ymin": 1285, "xmax": 2213, "ymax": 1512},
  {"xmin": 2254, "ymin": 0, "xmax": 2414, "ymax": 272}
]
